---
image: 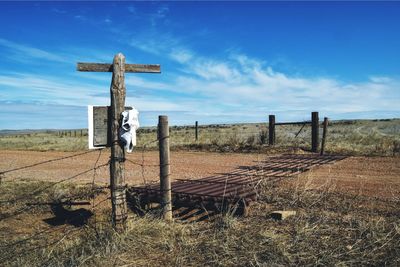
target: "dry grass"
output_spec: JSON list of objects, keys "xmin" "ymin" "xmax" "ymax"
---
[
  {"xmin": 1, "ymin": 173, "xmax": 399, "ymax": 266},
  {"xmin": 0, "ymin": 130, "xmax": 87, "ymax": 151},
  {"xmin": 1, "ymin": 119, "xmax": 399, "ymax": 156},
  {"xmin": 0, "ymin": 119, "xmax": 399, "ymax": 265}
]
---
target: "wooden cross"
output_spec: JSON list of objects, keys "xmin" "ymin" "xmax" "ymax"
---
[{"xmin": 77, "ymin": 53, "xmax": 161, "ymax": 231}]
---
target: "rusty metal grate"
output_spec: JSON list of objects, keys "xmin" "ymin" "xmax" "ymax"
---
[{"xmin": 128, "ymin": 154, "xmax": 346, "ymax": 215}]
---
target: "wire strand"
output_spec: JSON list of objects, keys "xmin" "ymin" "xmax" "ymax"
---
[{"xmin": 0, "ymin": 149, "xmax": 105, "ymax": 176}]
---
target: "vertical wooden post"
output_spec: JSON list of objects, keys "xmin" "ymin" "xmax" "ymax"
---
[
  {"xmin": 320, "ymin": 117, "xmax": 328, "ymax": 156},
  {"xmin": 269, "ymin": 115, "xmax": 275, "ymax": 145},
  {"xmin": 80, "ymin": 129, "xmax": 83, "ymax": 137},
  {"xmin": 195, "ymin": 121, "xmax": 198, "ymax": 141},
  {"xmin": 158, "ymin": 115, "xmax": 172, "ymax": 221},
  {"xmin": 311, "ymin": 111, "xmax": 319, "ymax": 152},
  {"xmin": 109, "ymin": 53, "xmax": 127, "ymax": 231}
]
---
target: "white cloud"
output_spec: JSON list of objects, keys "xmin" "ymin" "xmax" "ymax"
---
[
  {"xmin": 74, "ymin": 15, "xmax": 86, "ymax": 21},
  {"xmin": 169, "ymin": 49, "xmax": 193, "ymax": 64},
  {"xmin": 126, "ymin": 96, "xmax": 188, "ymax": 111},
  {"xmin": 125, "ymin": 76, "xmax": 169, "ymax": 91},
  {"xmin": 121, "ymin": 23, "xmax": 399, "ymax": 118},
  {"xmin": 129, "ymin": 32, "xmax": 180, "ymax": 56},
  {"xmin": 150, "ymin": 5, "xmax": 169, "ymax": 26},
  {"xmin": 0, "ymin": 73, "xmax": 109, "ymax": 106},
  {"xmin": 166, "ymin": 53, "xmax": 400, "ymax": 117},
  {"xmin": 369, "ymin": 76, "xmax": 393, "ymax": 83},
  {"xmin": 0, "ymin": 38, "xmax": 67, "ymax": 63},
  {"xmin": 0, "ymin": 31, "xmax": 398, "ymax": 127},
  {"xmin": 190, "ymin": 60, "xmax": 241, "ymax": 81},
  {"xmin": 52, "ymin": 8, "xmax": 67, "ymax": 14}
]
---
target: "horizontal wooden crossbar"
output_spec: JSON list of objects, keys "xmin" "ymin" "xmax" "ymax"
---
[{"xmin": 77, "ymin": 63, "xmax": 161, "ymax": 73}]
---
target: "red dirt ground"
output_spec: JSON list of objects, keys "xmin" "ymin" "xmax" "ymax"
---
[
  {"xmin": 294, "ymin": 156, "xmax": 400, "ymax": 198},
  {"xmin": 0, "ymin": 150, "xmax": 399, "ymax": 198}
]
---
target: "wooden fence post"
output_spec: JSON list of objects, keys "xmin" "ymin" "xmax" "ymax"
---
[
  {"xmin": 320, "ymin": 117, "xmax": 328, "ymax": 156},
  {"xmin": 269, "ymin": 115, "xmax": 275, "ymax": 145},
  {"xmin": 311, "ymin": 111, "xmax": 319, "ymax": 152},
  {"xmin": 195, "ymin": 121, "xmax": 198, "ymax": 141},
  {"xmin": 158, "ymin": 115, "xmax": 172, "ymax": 221},
  {"xmin": 109, "ymin": 53, "xmax": 127, "ymax": 231}
]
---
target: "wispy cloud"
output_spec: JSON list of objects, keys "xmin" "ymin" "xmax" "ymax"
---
[
  {"xmin": 51, "ymin": 8, "xmax": 67, "ymax": 14},
  {"xmin": 0, "ymin": 71, "xmax": 196, "ymax": 113},
  {"xmin": 172, "ymin": 53, "xmax": 400, "ymax": 115},
  {"xmin": 0, "ymin": 72, "xmax": 109, "ymax": 106},
  {"xmin": 107, "ymin": 17, "xmax": 400, "ymax": 120},
  {"xmin": 0, "ymin": 38, "xmax": 67, "ymax": 63},
  {"xmin": 1, "ymin": 33, "xmax": 399, "ymax": 123},
  {"xmin": 169, "ymin": 48, "xmax": 194, "ymax": 64},
  {"xmin": 1, "ymin": 5, "xmax": 399, "ymax": 130},
  {"xmin": 150, "ymin": 5, "xmax": 169, "ymax": 26},
  {"xmin": 104, "ymin": 17, "xmax": 112, "ymax": 24},
  {"xmin": 74, "ymin": 15, "xmax": 87, "ymax": 21},
  {"xmin": 129, "ymin": 32, "xmax": 181, "ymax": 56}
]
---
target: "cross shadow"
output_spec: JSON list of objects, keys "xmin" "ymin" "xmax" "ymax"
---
[{"xmin": 43, "ymin": 203, "xmax": 93, "ymax": 227}]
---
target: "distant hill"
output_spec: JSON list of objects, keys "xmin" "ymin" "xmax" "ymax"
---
[{"xmin": 0, "ymin": 129, "xmax": 69, "ymax": 136}]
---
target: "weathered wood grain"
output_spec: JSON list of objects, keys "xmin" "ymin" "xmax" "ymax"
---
[
  {"xmin": 92, "ymin": 106, "xmax": 131, "ymax": 147},
  {"xmin": 93, "ymin": 106, "xmax": 109, "ymax": 147},
  {"xmin": 320, "ymin": 117, "xmax": 328, "ymax": 156},
  {"xmin": 78, "ymin": 53, "xmax": 161, "ymax": 231},
  {"xmin": 158, "ymin": 115, "xmax": 172, "ymax": 221},
  {"xmin": 195, "ymin": 121, "xmax": 198, "ymax": 141},
  {"xmin": 269, "ymin": 115, "xmax": 275, "ymax": 146},
  {"xmin": 109, "ymin": 53, "xmax": 127, "ymax": 231},
  {"xmin": 311, "ymin": 111, "xmax": 319, "ymax": 153},
  {"xmin": 77, "ymin": 63, "xmax": 161, "ymax": 73}
]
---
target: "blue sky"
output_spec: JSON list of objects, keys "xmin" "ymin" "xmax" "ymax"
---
[{"xmin": 0, "ymin": 1, "xmax": 399, "ymax": 129}]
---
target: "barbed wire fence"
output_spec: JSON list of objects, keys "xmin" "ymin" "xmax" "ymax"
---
[
  {"xmin": 125, "ymin": 138, "xmax": 161, "ymax": 186},
  {"xmin": 0, "ymin": 149, "xmax": 108, "ymax": 263},
  {"xmin": 0, "ymin": 134, "xmax": 167, "ymax": 264},
  {"xmin": 0, "ymin": 121, "xmax": 325, "ymax": 264}
]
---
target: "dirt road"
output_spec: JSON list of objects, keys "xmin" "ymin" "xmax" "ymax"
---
[
  {"xmin": 1, "ymin": 150, "xmax": 399, "ymax": 198},
  {"xmin": 295, "ymin": 156, "xmax": 400, "ymax": 197},
  {"xmin": 0, "ymin": 150, "xmax": 264, "ymax": 185}
]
